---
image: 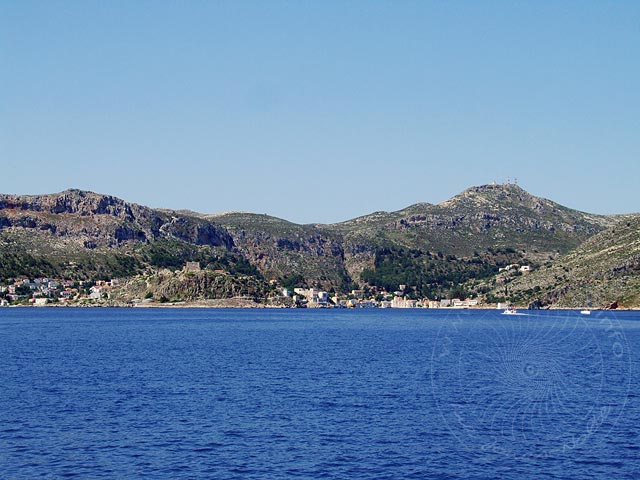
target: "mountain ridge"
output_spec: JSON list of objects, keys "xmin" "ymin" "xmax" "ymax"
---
[
  {"xmin": 1, "ymin": 184, "xmax": 637, "ymax": 306},
  {"xmin": 1, "ymin": 184, "xmax": 630, "ymax": 229}
]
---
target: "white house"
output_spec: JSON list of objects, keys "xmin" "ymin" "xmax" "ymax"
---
[{"xmin": 392, "ymin": 296, "xmax": 418, "ymax": 308}]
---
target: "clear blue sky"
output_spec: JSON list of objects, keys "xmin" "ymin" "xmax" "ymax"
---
[{"xmin": 2, "ymin": 1, "xmax": 639, "ymax": 223}]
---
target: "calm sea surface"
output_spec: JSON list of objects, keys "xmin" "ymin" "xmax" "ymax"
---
[{"xmin": 1, "ymin": 308, "xmax": 639, "ymax": 479}]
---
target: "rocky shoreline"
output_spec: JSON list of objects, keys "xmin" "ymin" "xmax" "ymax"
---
[{"xmin": 3, "ymin": 301, "xmax": 637, "ymax": 310}]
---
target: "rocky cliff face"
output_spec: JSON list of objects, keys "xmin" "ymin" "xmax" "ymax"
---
[
  {"xmin": 210, "ymin": 213, "xmax": 351, "ymax": 290},
  {"xmin": 0, "ymin": 189, "xmax": 137, "ymax": 217},
  {"xmin": 0, "ymin": 189, "xmax": 233, "ymax": 249}
]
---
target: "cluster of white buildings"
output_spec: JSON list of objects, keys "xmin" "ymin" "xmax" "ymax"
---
[
  {"xmin": 280, "ymin": 286, "xmax": 481, "ymax": 309},
  {"xmin": 428, "ymin": 298, "xmax": 479, "ymax": 308},
  {"xmin": 0, "ymin": 278, "xmax": 72, "ymax": 304},
  {"xmin": 88, "ymin": 280, "xmax": 119, "ymax": 300},
  {"xmin": 499, "ymin": 264, "xmax": 532, "ymax": 273},
  {"xmin": 0, "ymin": 278, "xmax": 120, "ymax": 305},
  {"xmin": 288, "ymin": 288, "xmax": 330, "ymax": 308}
]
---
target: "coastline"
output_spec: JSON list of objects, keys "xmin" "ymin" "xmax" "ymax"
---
[{"xmin": 3, "ymin": 301, "xmax": 637, "ymax": 311}]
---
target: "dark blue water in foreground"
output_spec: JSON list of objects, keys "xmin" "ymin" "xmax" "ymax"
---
[{"xmin": 1, "ymin": 308, "xmax": 639, "ymax": 479}]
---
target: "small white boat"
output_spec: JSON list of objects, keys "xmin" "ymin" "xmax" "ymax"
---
[
  {"xmin": 502, "ymin": 306, "xmax": 518, "ymax": 315},
  {"xmin": 580, "ymin": 288, "xmax": 591, "ymax": 315}
]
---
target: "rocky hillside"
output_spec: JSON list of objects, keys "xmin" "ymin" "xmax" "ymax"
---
[
  {"xmin": 335, "ymin": 184, "xmax": 613, "ymax": 257},
  {"xmin": 0, "ymin": 189, "xmax": 233, "ymax": 248},
  {"xmin": 0, "ymin": 185, "xmax": 629, "ymax": 299},
  {"xmin": 113, "ymin": 269, "xmax": 275, "ymax": 305},
  {"xmin": 0, "ymin": 190, "xmax": 238, "ymax": 281},
  {"xmin": 325, "ymin": 184, "xmax": 618, "ymax": 296},
  {"xmin": 488, "ymin": 214, "xmax": 640, "ymax": 309},
  {"xmin": 208, "ymin": 212, "xmax": 353, "ymax": 290}
]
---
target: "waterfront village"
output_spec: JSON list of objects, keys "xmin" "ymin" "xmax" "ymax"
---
[
  {"xmin": 283, "ymin": 286, "xmax": 480, "ymax": 309},
  {"xmin": 0, "ymin": 277, "xmax": 481, "ymax": 308},
  {"xmin": 0, "ymin": 278, "xmax": 121, "ymax": 307},
  {"xmin": 0, "ymin": 263, "xmax": 532, "ymax": 308}
]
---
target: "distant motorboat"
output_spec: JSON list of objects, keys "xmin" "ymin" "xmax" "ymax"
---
[
  {"xmin": 502, "ymin": 306, "xmax": 518, "ymax": 315},
  {"xmin": 580, "ymin": 287, "xmax": 592, "ymax": 315}
]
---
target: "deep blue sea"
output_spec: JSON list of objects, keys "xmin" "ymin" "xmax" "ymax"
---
[{"xmin": 1, "ymin": 308, "xmax": 639, "ymax": 479}]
